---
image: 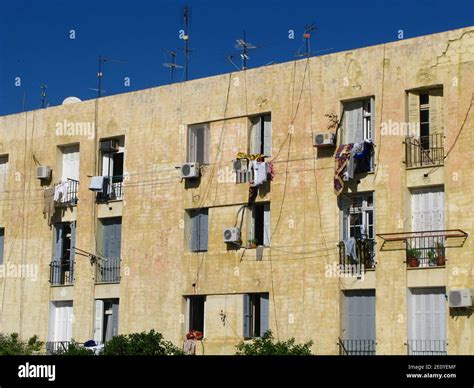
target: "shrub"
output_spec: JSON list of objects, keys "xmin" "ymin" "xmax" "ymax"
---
[
  {"xmin": 102, "ymin": 330, "xmax": 183, "ymax": 355},
  {"xmin": 53, "ymin": 341, "xmax": 95, "ymax": 355},
  {"xmin": 235, "ymin": 330, "xmax": 313, "ymax": 355},
  {"xmin": 0, "ymin": 333, "xmax": 43, "ymax": 355}
]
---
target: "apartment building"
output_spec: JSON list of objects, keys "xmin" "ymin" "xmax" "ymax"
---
[{"xmin": 0, "ymin": 26, "xmax": 472, "ymax": 355}]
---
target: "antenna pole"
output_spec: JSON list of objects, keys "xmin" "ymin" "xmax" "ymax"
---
[
  {"xmin": 183, "ymin": 5, "xmax": 190, "ymax": 81},
  {"xmin": 303, "ymin": 24, "xmax": 317, "ymax": 58},
  {"xmin": 40, "ymin": 84, "xmax": 47, "ymax": 109},
  {"xmin": 242, "ymin": 30, "xmax": 247, "ymax": 70},
  {"xmin": 97, "ymin": 55, "xmax": 103, "ymax": 99}
]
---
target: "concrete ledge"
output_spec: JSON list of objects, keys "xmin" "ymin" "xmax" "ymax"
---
[
  {"xmin": 58, "ymin": 206, "xmax": 77, "ymax": 222},
  {"xmin": 340, "ymin": 270, "xmax": 376, "ymax": 290},
  {"xmin": 50, "ymin": 285, "xmax": 74, "ymax": 301},
  {"xmin": 98, "ymin": 201, "xmax": 123, "ymax": 218},
  {"xmin": 94, "ymin": 283, "xmax": 120, "ymax": 299},
  {"xmin": 406, "ymin": 165, "xmax": 444, "ymax": 188},
  {"xmin": 407, "ymin": 266, "xmax": 446, "ymax": 287}
]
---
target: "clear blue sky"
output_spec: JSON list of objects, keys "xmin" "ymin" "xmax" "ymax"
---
[{"xmin": 0, "ymin": 0, "xmax": 472, "ymax": 116}]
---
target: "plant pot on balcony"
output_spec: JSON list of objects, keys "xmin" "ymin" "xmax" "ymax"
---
[
  {"xmin": 408, "ymin": 257, "xmax": 419, "ymax": 267},
  {"xmin": 437, "ymin": 255, "xmax": 446, "ymax": 266}
]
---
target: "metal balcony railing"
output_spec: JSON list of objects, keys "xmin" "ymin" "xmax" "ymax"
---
[
  {"xmin": 407, "ymin": 340, "xmax": 447, "ymax": 355},
  {"xmin": 49, "ymin": 260, "xmax": 74, "ymax": 286},
  {"xmin": 338, "ymin": 338, "xmax": 376, "ymax": 355},
  {"xmin": 95, "ymin": 257, "xmax": 121, "ymax": 284},
  {"xmin": 406, "ymin": 234, "xmax": 446, "ymax": 268},
  {"xmin": 45, "ymin": 341, "xmax": 71, "ymax": 355},
  {"xmin": 97, "ymin": 175, "xmax": 124, "ymax": 202},
  {"xmin": 405, "ymin": 134, "xmax": 444, "ymax": 168},
  {"xmin": 338, "ymin": 239, "xmax": 376, "ymax": 270},
  {"xmin": 54, "ymin": 178, "xmax": 79, "ymax": 207}
]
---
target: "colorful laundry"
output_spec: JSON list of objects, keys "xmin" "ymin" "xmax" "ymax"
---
[{"xmin": 334, "ymin": 143, "xmax": 353, "ymax": 195}]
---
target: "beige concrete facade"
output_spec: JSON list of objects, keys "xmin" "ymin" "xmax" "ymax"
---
[{"xmin": 0, "ymin": 26, "xmax": 473, "ymax": 355}]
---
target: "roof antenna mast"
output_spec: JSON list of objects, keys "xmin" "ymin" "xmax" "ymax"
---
[
  {"xmin": 182, "ymin": 5, "xmax": 191, "ymax": 81},
  {"xmin": 162, "ymin": 49, "xmax": 183, "ymax": 84},
  {"xmin": 235, "ymin": 30, "xmax": 257, "ymax": 70},
  {"xmin": 40, "ymin": 83, "xmax": 48, "ymax": 108}
]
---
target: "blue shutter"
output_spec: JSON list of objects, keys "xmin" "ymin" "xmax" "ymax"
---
[
  {"xmin": 0, "ymin": 228, "xmax": 4, "ymax": 265},
  {"xmin": 343, "ymin": 290, "xmax": 375, "ymax": 341},
  {"xmin": 52, "ymin": 224, "xmax": 64, "ymax": 284},
  {"xmin": 103, "ymin": 219, "xmax": 122, "ymax": 259},
  {"xmin": 69, "ymin": 222, "xmax": 76, "ymax": 284},
  {"xmin": 112, "ymin": 301, "xmax": 119, "ymax": 337},
  {"xmin": 260, "ymin": 294, "xmax": 269, "ymax": 335},
  {"xmin": 243, "ymin": 294, "xmax": 251, "ymax": 338},
  {"xmin": 199, "ymin": 210, "xmax": 208, "ymax": 252}
]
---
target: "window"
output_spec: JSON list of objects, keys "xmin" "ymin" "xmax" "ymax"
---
[
  {"xmin": 94, "ymin": 299, "xmax": 119, "ymax": 344},
  {"xmin": 188, "ymin": 296, "xmax": 206, "ymax": 333},
  {"xmin": 341, "ymin": 290, "xmax": 376, "ymax": 355},
  {"xmin": 51, "ymin": 222, "xmax": 76, "ymax": 285},
  {"xmin": 0, "ymin": 155, "xmax": 8, "ymax": 192},
  {"xmin": 343, "ymin": 98, "xmax": 374, "ymax": 144},
  {"xmin": 243, "ymin": 293, "xmax": 269, "ymax": 338},
  {"xmin": 100, "ymin": 137, "xmax": 124, "ymax": 200},
  {"xmin": 408, "ymin": 88, "xmax": 443, "ymax": 145},
  {"xmin": 59, "ymin": 145, "xmax": 80, "ymax": 181},
  {"xmin": 97, "ymin": 217, "xmax": 122, "ymax": 283},
  {"xmin": 249, "ymin": 114, "xmax": 271, "ymax": 156},
  {"xmin": 341, "ymin": 194, "xmax": 374, "ymax": 242},
  {"xmin": 249, "ymin": 203, "xmax": 270, "ymax": 246},
  {"xmin": 48, "ymin": 301, "xmax": 73, "ymax": 343},
  {"xmin": 188, "ymin": 123, "xmax": 209, "ymax": 164},
  {"xmin": 411, "ymin": 187, "xmax": 444, "ymax": 232},
  {"xmin": 0, "ymin": 228, "xmax": 4, "ymax": 265},
  {"xmin": 187, "ymin": 208, "xmax": 208, "ymax": 252}
]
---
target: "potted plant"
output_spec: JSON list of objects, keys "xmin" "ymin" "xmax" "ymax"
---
[
  {"xmin": 427, "ymin": 250, "xmax": 437, "ymax": 267},
  {"xmin": 247, "ymin": 239, "xmax": 258, "ymax": 249},
  {"xmin": 436, "ymin": 242, "xmax": 446, "ymax": 266},
  {"xmin": 406, "ymin": 248, "xmax": 420, "ymax": 267}
]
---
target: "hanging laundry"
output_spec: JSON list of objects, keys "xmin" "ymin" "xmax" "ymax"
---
[
  {"xmin": 343, "ymin": 237, "xmax": 358, "ymax": 263},
  {"xmin": 334, "ymin": 143, "xmax": 354, "ymax": 195},
  {"xmin": 53, "ymin": 181, "xmax": 68, "ymax": 202},
  {"xmin": 266, "ymin": 161, "xmax": 275, "ymax": 181},
  {"xmin": 353, "ymin": 140, "xmax": 374, "ymax": 173},
  {"xmin": 251, "ymin": 161, "xmax": 267, "ymax": 187},
  {"xmin": 89, "ymin": 176, "xmax": 105, "ymax": 192}
]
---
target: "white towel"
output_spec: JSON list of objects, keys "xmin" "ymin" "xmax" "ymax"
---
[
  {"xmin": 89, "ymin": 176, "xmax": 105, "ymax": 191},
  {"xmin": 251, "ymin": 161, "xmax": 267, "ymax": 187}
]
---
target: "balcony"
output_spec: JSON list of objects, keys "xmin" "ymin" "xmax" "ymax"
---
[
  {"xmin": 405, "ymin": 134, "xmax": 444, "ymax": 168},
  {"xmin": 95, "ymin": 256, "xmax": 121, "ymax": 284},
  {"xmin": 407, "ymin": 340, "xmax": 447, "ymax": 355},
  {"xmin": 54, "ymin": 179, "xmax": 79, "ymax": 207},
  {"xmin": 338, "ymin": 239, "xmax": 376, "ymax": 271},
  {"xmin": 49, "ymin": 260, "xmax": 74, "ymax": 286},
  {"xmin": 338, "ymin": 338, "xmax": 376, "ymax": 355},
  {"xmin": 97, "ymin": 175, "xmax": 124, "ymax": 202},
  {"xmin": 45, "ymin": 341, "xmax": 71, "ymax": 355}
]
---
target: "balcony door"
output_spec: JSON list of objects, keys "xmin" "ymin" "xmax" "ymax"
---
[
  {"xmin": 61, "ymin": 145, "xmax": 80, "ymax": 181},
  {"xmin": 48, "ymin": 301, "xmax": 73, "ymax": 342},
  {"xmin": 408, "ymin": 287, "xmax": 447, "ymax": 355},
  {"xmin": 411, "ymin": 187, "xmax": 444, "ymax": 232}
]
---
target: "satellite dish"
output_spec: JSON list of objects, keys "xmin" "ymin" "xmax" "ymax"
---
[{"xmin": 62, "ymin": 96, "xmax": 82, "ymax": 105}]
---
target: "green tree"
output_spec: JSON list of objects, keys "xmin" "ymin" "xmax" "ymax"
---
[
  {"xmin": 102, "ymin": 330, "xmax": 184, "ymax": 355},
  {"xmin": 235, "ymin": 330, "xmax": 313, "ymax": 355},
  {"xmin": 53, "ymin": 341, "xmax": 95, "ymax": 355},
  {"xmin": 0, "ymin": 333, "xmax": 43, "ymax": 355}
]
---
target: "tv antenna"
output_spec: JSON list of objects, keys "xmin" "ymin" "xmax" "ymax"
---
[
  {"xmin": 162, "ymin": 49, "xmax": 183, "ymax": 84},
  {"xmin": 234, "ymin": 31, "xmax": 258, "ymax": 70},
  {"xmin": 296, "ymin": 24, "xmax": 333, "ymax": 58},
  {"xmin": 96, "ymin": 55, "xmax": 127, "ymax": 98},
  {"xmin": 40, "ymin": 83, "xmax": 48, "ymax": 108},
  {"xmin": 182, "ymin": 5, "xmax": 191, "ymax": 81}
]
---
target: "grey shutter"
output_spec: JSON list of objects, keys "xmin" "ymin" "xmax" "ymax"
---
[
  {"xmin": 190, "ymin": 212, "xmax": 199, "ymax": 252},
  {"xmin": 199, "ymin": 210, "xmax": 208, "ymax": 252},
  {"xmin": 250, "ymin": 117, "xmax": 262, "ymax": 154},
  {"xmin": 0, "ymin": 228, "xmax": 4, "ymax": 265},
  {"xmin": 196, "ymin": 127, "xmax": 204, "ymax": 165},
  {"xmin": 263, "ymin": 115, "xmax": 272, "ymax": 156},
  {"xmin": 370, "ymin": 97, "xmax": 375, "ymax": 142},
  {"xmin": 204, "ymin": 124, "xmax": 210, "ymax": 164},
  {"xmin": 69, "ymin": 222, "xmax": 76, "ymax": 284},
  {"xmin": 52, "ymin": 224, "xmax": 64, "ymax": 284},
  {"xmin": 112, "ymin": 301, "xmax": 119, "ymax": 337},
  {"xmin": 188, "ymin": 127, "xmax": 196, "ymax": 163},
  {"xmin": 103, "ymin": 219, "xmax": 121, "ymax": 259},
  {"xmin": 343, "ymin": 290, "xmax": 375, "ymax": 341},
  {"xmin": 94, "ymin": 300, "xmax": 104, "ymax": 343},
  {"xmin": 263, "ymin": 203, "xmax": 271, "ymax": 246},
  {"xmin": 260, "ymin": 294, "xmax": 269, "ymax": 335},
  {"xmin": 344, "ymin": 101, "xmax": 363, "ymax": 144},
  {"xmin": 243, "ymin": 294, "xmax": 251, "ymax": 338}
]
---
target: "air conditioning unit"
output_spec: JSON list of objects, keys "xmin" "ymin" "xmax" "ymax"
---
[
  {"xmin": 36, "ymin": 165, "xmax": 51, "ymax": 180},
  {"xmin": 313, "ymin": 132, "xmax": 336, "ymax": 147},
  {"xmin": 448, "ymin": 289, "xmax": 473, "ymax": 308},
  {"xmin": 100, "ymin": 139, "xmax": 119, "ymax": 153},
  {"xmin": 180, "ymin": 163, "xmax": 200, "ymax": 179},
  {"xmin": 232, "ymin": 159, "xmax": 248, "ymax": 172},
  {"xmin": 223, "ymin": 227, "xmax": 241, "ymax": 243}
]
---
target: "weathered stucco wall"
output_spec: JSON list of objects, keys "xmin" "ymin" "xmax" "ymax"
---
[{"xmin": 0, "ymin": 26, "xmax": 472, "ymax": 354}]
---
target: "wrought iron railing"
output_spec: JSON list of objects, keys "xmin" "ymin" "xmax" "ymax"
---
[
  {"xmin": 338, "ymin": 239, "xmax": 376, "ymax": 270},
  {"xmin": 405, "ymin": 234, "xmax": 446, "ymax": 268},
  {"xmin": 45, "ymin": 341, "xmax": 71, "ymax": 355},
  {"xmin": 97, "ymin": 175, "xmax": 124, "ymax": 202},
  {"xmin": 405, "ymin": 134, "xmax": 444, "ymax": 168},
  {"xmin": 49, "ymin": 260, "xmax": 74, "ymax": 286},
  {"xmin": 95, "ymin": 257, "xmax": 121, "ymax": 284},
  {"xmin": 407, "ymin": 340, "xmax": 447, "ymax": 355},
  {"xmin": 338, "ymin": 338, "xmax": 376, "ymax": 355},
  {"xmin": 54, "ymin": 178, "xmax": 79, "ymax": 207}
]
